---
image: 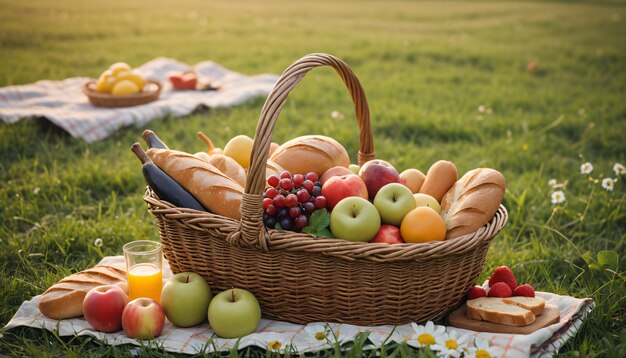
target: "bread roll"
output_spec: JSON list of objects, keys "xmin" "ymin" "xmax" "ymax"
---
[
  {"xmin": 466, "ymin": 297, "xmax": 536, "ymax": 326},
  {"xmin": 440, "ymin": 168, "xmax": 505, "ymax": 239},
  {"xmin": 147, "ymin": 148, "xmax": 244, "ymax": 220},
  {"xmin": 419, "ymin": 160, "xmax": 458, "ymax": 202},
  {"xmin": 269, "ymin": 135, "xmax": 350, "ymax": 175},
  {"xmin": 39, "ymin": 265, "xmax": 127, "ymax": 320}
]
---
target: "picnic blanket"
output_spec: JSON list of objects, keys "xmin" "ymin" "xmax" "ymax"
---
[
  {"xmin": 0, "ymin": 58, "xmax": 279, "ymax": 142},
  {"xmin": 4, "ymin": 256, "xmax": 594, "ymax": 357}
]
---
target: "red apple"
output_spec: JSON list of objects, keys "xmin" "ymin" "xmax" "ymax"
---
[
  {"xmin": 358, "ymin": 160, "xmax": 401, "ymax": 200},
  {"xmin": 320, "ymin": 166, "xmax": 353, "ymax": 185},
  {"xmin": 371, "ymin": 224, "xmax": 404, "ymax": 244},
  {"xmin": 82, "ymin": 285, "xmax": 128, "ymax": 333},
  {"xmin": 169, "ymin": 71, "xmax": 197, "ymax": 90},
  {"xmin": 121, "ymin": 298, "xmax": 165, "ymax": 340},
  {"xmin": 321, "ymin": 174, "xmax": 368, "ymax": 210}
]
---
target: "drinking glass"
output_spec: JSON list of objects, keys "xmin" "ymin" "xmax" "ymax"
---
[{"xmin": 123, "ymin": 240, "xmax": 163, "ymax": 303}]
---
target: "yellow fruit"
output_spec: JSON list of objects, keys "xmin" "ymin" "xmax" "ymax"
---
[
  {"xmin": 111, "ymin": 80, "xmax": 140, "ymax": 95},
  {"xmin": 116, "ymin": 71, "xmax": 146, "ymax": 91},
  {"xmin": 95, "ymin": 70, "xmax": 116, "ymax": 93},
  {"xmin": 109, "ymin": 62, "xmax": 132, "ymax": 76},
  {"xmin": 400, "ymin": 207, "xmax": 446, "ymax": 243},
  {"xmin": 223, "ymin": 135, "xmax": 254, "ymax": 169}
]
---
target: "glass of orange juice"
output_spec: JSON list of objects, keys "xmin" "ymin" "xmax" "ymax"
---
[{"xmin": 123, "ymin": 240, "xmax": 163, "ymax": 303}]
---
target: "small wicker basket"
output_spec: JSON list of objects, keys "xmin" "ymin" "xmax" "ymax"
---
[
  {"xmin": 144, "ymin": 53, "xmax": 508, "ymax": 326},
  {"xmin": 83, "ymin": 80, "xmax": 161, "ymax": 108}
]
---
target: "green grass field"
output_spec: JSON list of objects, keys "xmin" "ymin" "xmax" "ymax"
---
[{"xmin": 1, "ymin": 0, "xmax": 625, "ymax": 356}]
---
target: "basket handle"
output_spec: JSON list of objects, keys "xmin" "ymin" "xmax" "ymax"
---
[{"xmin": 234, "ymin": 53, "xmax": 375, "ymax": 250}]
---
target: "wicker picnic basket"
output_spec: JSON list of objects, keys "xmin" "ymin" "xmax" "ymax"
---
[{"xmin": 144, "ymin": 53, "xmax": 508, "ymax": 326}]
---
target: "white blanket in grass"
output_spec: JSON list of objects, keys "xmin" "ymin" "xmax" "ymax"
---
[
  {"xmin": 0, "ymin": 58, "xmax": 278, "ymax": 142},
  {"xmin": 4, "ymin": 256, "xmax": 593, "ymax": 357}
]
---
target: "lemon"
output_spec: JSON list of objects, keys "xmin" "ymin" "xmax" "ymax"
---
[
  {"xmin": 111, "ymin": 80, "xmax": 140, "ymax": 95},
  {"xmin": 223, "ymin": 135, "xmax": 254, "ymax": 169},
  {"xmin": 109, "ymin": 62, "xmax": 132, "ymax": 76},
  {"xmin": 95, "ymin": 70, "xmax": 116, "ymax": 93},
  {"xmin": 116, "ymin": 71, "xmax": 146, "ymax": 91}
]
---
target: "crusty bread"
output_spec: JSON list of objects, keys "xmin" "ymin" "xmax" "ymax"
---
[
  {"xmin": 503, "ymin": 296, "xmax": 546, "ymax": 316},
  {"xmin": 440, "ymin": 168, "xmax": 506, "ymax": 239},
  {"xmin": 204, "ymin": 153, "xmax": 247, "ymax": 188},
  {"xmin": 466, "ymin": 297, "xmax": 536, "ymax": 326},
  {"xmin": 419, "ymin": 160, "xmax": 458, "ymax": 203},
  {"xmin": 147, "ymin": 148, "xmax": 244, "ymax": 220},
  {"xmin": 269, "ymin": 135, "xmax": 350, "ymax": 176},
  {"xmin": 39, "ymin": 265, "xmax": 127, "ymax": 320}
]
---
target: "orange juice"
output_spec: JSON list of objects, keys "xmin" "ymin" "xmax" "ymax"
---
[{"xmin": 127, "ymin": 263, "xmax": 162, "ymax": 303}]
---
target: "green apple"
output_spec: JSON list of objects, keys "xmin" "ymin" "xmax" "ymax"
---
[
  {"xmin": 413, "ymin": 193, "xmax": 441, "ymax": 213},
  {"xmin": 161, "ymin": 272, "xmax": 212, "ymax": 327},
  {"xmin": 208, "ymin": 288, "xmax": 261, "ymax": 338},
  {"xmin": 373, "ymin": 183, "xmax": 417, "ymax": 226},
  {"xmin": 330, "ymin": 197, "xmax": 381, "ymax": 242},
  {"xmin": 348, "ymin": 164, "xmax": 360, "ymax": 174}
]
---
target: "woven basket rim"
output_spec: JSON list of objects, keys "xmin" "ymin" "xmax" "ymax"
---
[
  {"xmin": 144, "ymin": 186, "xmax": 508, "ymax": 262},
  {"xmin": 82, "ymin": 80, "xmax": 161, "ymax": 106}
]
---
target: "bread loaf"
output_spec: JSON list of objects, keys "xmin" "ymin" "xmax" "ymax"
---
[
  {"xmin": 147, "ymin": 148, "xmax": 244, "ymax": 220},
  {"xmin": 269, "ymin": 135, "xmax": 350, "ymax": 175},
  {"xmin": 466, "ymin": 297, "xmax": 536, "ymax": 326},
  {"xmin": 419, "ymin": 160, "xmax": 458, "ymax": 202},
  {"xmin": 440, "ymin": 168, "xmax": 506, "ymax": 239},
  {"xmin": 204, "ymin": 153, "xmax": 247, "ymax": 187},
  {"xmin": 39, "ymin": 265, "xmax": 127, "ymax": 320},
  {"xmin": 503, "ymin": 296, "xmax": 546, "ymax": 316}
]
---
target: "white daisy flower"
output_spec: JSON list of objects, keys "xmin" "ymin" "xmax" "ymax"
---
[
  {"xmin": 267, "ymin": 340, "xmax": 283, "ymax": 351},
  {"xmin": 478, "ymin": 105, "xmax": 486, "ymax": 113},
  {"xmin": 602, "ymin": 178, "xmax": 614, "ymax": 191},
  {"xmin": 465, "ymin": 338, "xmax": 504, "ymax": 358},
  {"xmin": 330, "ymin": 110, "xmax": 344, "ymax": 120},
  {"xmin": 408, "ymin": 321, "xmax": 446, "ymax": 349},
  {"xmin": 431, "ymin": 331, "xmax": 469, "ymax": 358},
  {"xmin": 580, "ymin": 162, "xmax": 593, "ymax": 175},
  {"xmin": 551, "ymin": 190, "xmax": 566, "ymax": 204},
  {"xmin": 548, "ymin": 179, "xmax": 557, "ymax": 187},
  {"xmin": 305, "ymin": 324, "xmax": 332, "ymax": 341},
  {"xmin": 614, "ymin": 163, "xmax": 625, "ymax": 176},
  {"xmin": 94, "ymin": 238, "xmax": 103, "ymax": 247}
]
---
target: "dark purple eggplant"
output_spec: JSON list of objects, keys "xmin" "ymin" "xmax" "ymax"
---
[
  {"xmin": 142, "ymin": 129, "xmax": 169, "ymax": 149},
  {"xmin": 131, "ymin": 143, "xmax": 206, "ymax": 211}
]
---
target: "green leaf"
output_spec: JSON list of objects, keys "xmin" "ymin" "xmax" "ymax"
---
[
  {"xmin": 598, "ymin": 250, "xmax": 619, "ymax": 268},
  {"xmin": 308, "ymin": 209, "xmax": 330, "ymax": 230},
  {"xmin": 274, "ymin": 223, "xmax": 283, "ymax": 231},
  {"xmin": 316, "ymin": 228, "xmax": 334, "ymax": 238},
  {"xmin": 301, "ymin": 226, "xmax": 315, "ymax": 234}
]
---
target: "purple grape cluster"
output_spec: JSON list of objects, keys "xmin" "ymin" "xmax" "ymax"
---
[{"xmin": 263, "ymin": 171, "xmax": 327, "ymax": 231}]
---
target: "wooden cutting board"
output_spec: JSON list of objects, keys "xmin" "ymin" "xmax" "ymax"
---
[{"xmin": 447, "ymin": 304, "xmax": 560, "ymax": 334}]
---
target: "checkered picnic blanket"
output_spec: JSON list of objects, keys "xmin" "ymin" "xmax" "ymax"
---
[
  {"xmin": 0, "ymin": 58, "xmax": 278, "ymax": 142},
  {"xmin": 4, "ymin": 256, "xmax": 594, "ymax": 357}
]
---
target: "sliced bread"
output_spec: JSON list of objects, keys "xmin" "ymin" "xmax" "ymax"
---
[{"xmin": 466, "ymin": 297, "xmax": 536, "ymax": 326}]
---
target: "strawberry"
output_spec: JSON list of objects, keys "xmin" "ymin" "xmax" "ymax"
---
[
  {"xmin": 489, "ymin": 266, "xmax": 518, "ymax": 291},
  {"xmin": 487, "ymin": 282, "xmax": 513, "ymax": 298},
  {"xmin": 467, "ymin": 286, "xmax": 487, "ymax": 300},
  {"xmin": 513, "ymin": 284, "xmax": 536, "ymax": 297}
]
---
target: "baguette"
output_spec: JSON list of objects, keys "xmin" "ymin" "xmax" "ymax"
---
[
  {"xmin": 269, "ymin": 135, "xmax": 350, "ymax": 176},
  {"xmin": 147, "ymin": 148, "xmax": 244, "ymax": 220},
  {"xmin": 204, "ymin": 153, "xmax": 247, "ymax": 188},
  {"xmin": 419, "ymin": 160, "xmax": 458, "ymax": 203},
  {"xmin": 440, "ymin": 168, "xmax": 506, "ymax": 239},
  {"xmin": 466, "ymin": 297, "xmax": 535, "ymax": 326},
  {"xmin": 39, "ymin": 265, "xmax": 127, "ymax": 320}
]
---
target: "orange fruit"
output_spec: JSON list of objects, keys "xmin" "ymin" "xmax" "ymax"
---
[{"xmin": 400, "ymin": 206, "xmax": 446, "ymax": 243}]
